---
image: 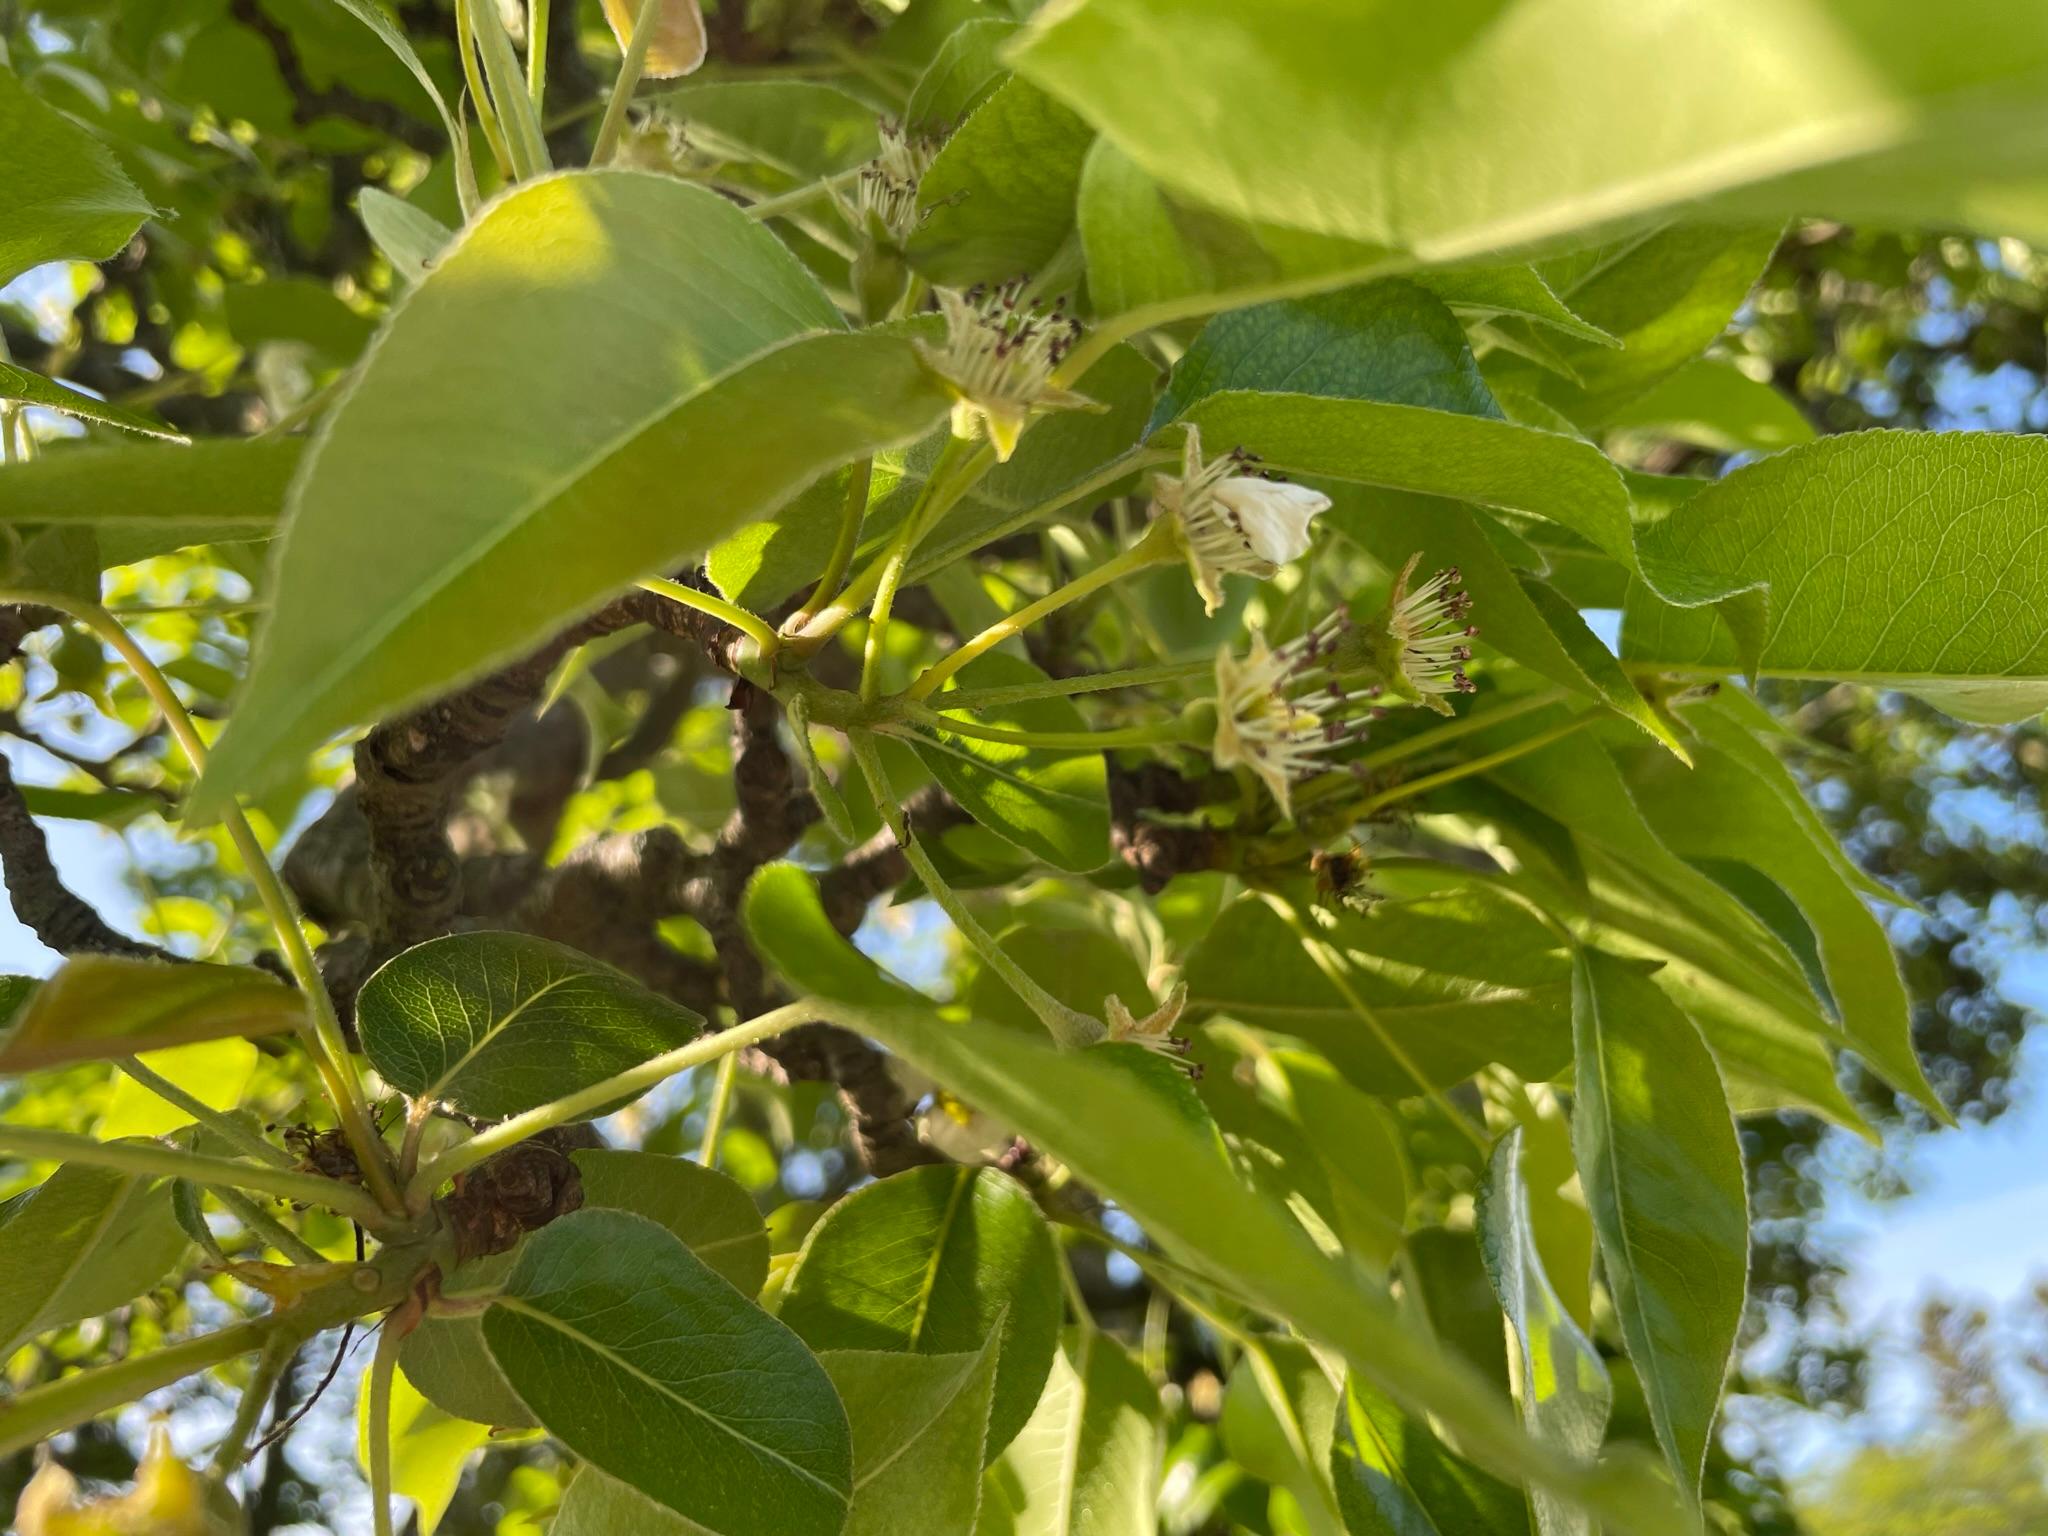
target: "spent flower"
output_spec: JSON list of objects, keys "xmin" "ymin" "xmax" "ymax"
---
[
  {"xmin": 1105, "ymin": 981, "xmax": 1199, "ymax": 1079},
  {"xmin": 1154, "ymin": 424, "xmax": 1331, "ymax": 614},
  {"xmin": 919, "ymin": 281, "xmax": 1093, "ymax": 460},
  {"xmin": 856, "ymin": 119, "xmax": 943, "ymax": 249}
]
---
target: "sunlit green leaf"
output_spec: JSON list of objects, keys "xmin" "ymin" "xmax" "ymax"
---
[{"xmin": 0, "ymin": 956, "xmax": 300, "ymax": 1074}]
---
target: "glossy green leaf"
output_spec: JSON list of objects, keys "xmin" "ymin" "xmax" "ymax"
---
[
  {"xmin": 1256, "ymin": 1049, "xmax": 1409, "ymax": 1275},
  {"xmin": 779, "ymin": 1163, "xmax": 1063, "ymax": 1456},
  {"xmin": 1175, "ymin": 392, "xmax": 1637, "ymax": 567},
  {"xmin": 356, "ymin": 931, "xmax": 703, "ymax": 1121},
  {"xmin": 908, "ymin": 75, "xmax": 1096, "ymax": 288},
  {"xmin": 1183, "ymin": 890, "xmax": 1572, "ymax": 1095},
  {"xmin": 1220, "ymin": 1339, "xmax": 1343, "ymax": 1536},
  {"xmin": 966, "ymin": 923, "xmax": 1152, "ymax": 1037},
  {"xmin": 1623, "ymin": 700, "xmax": 1934, "ymax": 1105},
  {"xmin": 657, "ymin": 81, "xmax": 883, "ymax": 177},
  {"xmin": 1626, "ymin": 432, "xmax": 2048, "ymax": 723},
  {"xmin": 1405, "ymin": 1227, "xmax": 1511, "ymax": 1400},
  {"xmin": 195, "ymin": 173, "xmax": 951, "ymax": 817},
  {"xmin": 845, "ymin": 1006, "xmax": 1679, "ymax": 1527},
  {"xmin": 571, "ymin": 1148, "xmax": 770, "ymax": 1297},
  {"xmin": 0, "ymin": 1160, "xmax": 188, "ymax": 1355},
  {"xmin": 97, "ymin": 1039, "xmax": 258, "ymax": 1141},
  {"xmin": 1480, "ymin": 1129, "xmax": 1612, "ymax": 1536},
  {"xmin": 1151, "ymin": 282, "xmax": 1500, "ymax": 433},
  {"xmin": 0, "ymin": 956, "xmax": 300, "ymax": 1074},
  {"xmin": 823, "ymin": 1336, "xmax": 1004, "ymax": 1536},
  {"xmin": 0, "ymin": 67, "xmax": 154, "ymax": 285},
  {"xmin": 0, "ymin": 362, "xmax": 184, "ymax": 443},
  {"xmin": 906, "ymin": 653, "xmax": 1112, "ymax": 872},
  {"xmin": 1331, "ymin": 1372, "xmax": 1530, "ymax": 1536},
  {"xmin": 0, "ymin": 439, "xmax": 299, "ymax": 554},
  {"xmin": 744, "ymin": 861, "xmax": 928, "ymax": 1009},
  {"xmin": 552, "ymin": 1469, "xmax": 693, "ymax": 1535},
  {"xmin": 989, "ymin": 1327, "xmax": 1161, "ymax": 1536},
  {"xmin": 1603, "ymin": 357, "xmax": 1814, "ymax": 453},
  {"xmin": 1014, "ymin": 1, "xmax": 2048, "ymax": 257},
  {"xmin": 1077, "ymin": 140, "xmax": 1395, "ymax": 327},
  {"xmin": 321, "ymin": 0, "xmax": 464, "ymax": 158},
  {"xmin": 357, "ymin": 187, "xmax": 451, "ymax": 286},
  {"xmin": 1488, "ymin": 226, "xmax": 1784, "ymax": 428},
  {"xmin": 904, "ymin": 18, "xmax": 1019, "ymax": 128},
  {"xmin": 483, "ymin": 1208, "xmax": 853, "ymax": 1536},
  {"xmin": 1571, "ymin": 948, "xmax": 1747, "ymax": 1506}
]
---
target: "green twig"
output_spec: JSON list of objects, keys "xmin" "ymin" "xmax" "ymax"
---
[
  {"xmin": 794, "ymin": 457, "xmax": 874, "ymax": 628},
  {"xmin": 208, "ymin": 1332, "xmax": 296, "ymax": 1475},
  {"xmin": 746, "ymin": 167, "xmax": 865, "ymax": 223},
  {"xmin": 1352, "ymin": 712, "xmax": 1599, "ymax": 818},
  {"xmin": 368, "ymin": 1312, "xmax": 404, "ymax": 1536},
  {"xmin": 0, "ymin": 1124, "xmax": 386, "ymax": 1224},
  {"xmin": 637, "ymin": 575, "xmax": 780, "ymax": 659},
  {"xmin": 861, "ymin": 437, "xmax": 992, "ymax": 700},
  {"xmin": 209, "ymin": 1186, "xmax": 330, "ymax": 1267},
  {"xmin": 591, "ymin": 0, "xmax": 667, "ymax": 164},
  {"xmin": 889, "ymin": 707, "xmax": 1190, "ymax": 755},
  {"xmin": 933, "ymin": 656, "xmax": 1214, "ymax": 713},
  {"xmin": 699, "ymin": 1049, "xmax": 739, "ymax": 1166}
]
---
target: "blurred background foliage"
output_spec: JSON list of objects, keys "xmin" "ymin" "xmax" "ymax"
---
[{"xmin": 4, "ymin": 1, "xmax": 2048, "ymax": 1531}]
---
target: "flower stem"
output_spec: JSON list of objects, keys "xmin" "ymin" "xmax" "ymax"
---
[
  {"xmin": 793, "ymin": 457, "xmax": 874, "ymax": 629},
  {"xmin": 368, "ymin": 1310, "xmax": 405, "ymax": 1536},
  {"xmin": 1290, "ymin": 688, "xmax": 1569, "ymax": 815},
  {"xmin": 1352, "ymin": 711, "xmax": 1598, "ymax": 817},
  {"xmin": 746, "ymin": 167, "xmax": 865, "ymax": 222},
  {"xmin": 637, "ymin": 575, "xmax": 780, "ymax": 658},
  {"xmin": 860, "ymin": 437, "xmax": 993, "ymax": 701},
  {"xmin": 208, "ymin": 1332, "xmax": 295, "ymax": 1475},
  {"xmin": 590, "ymin": 0, "xmax": 667, "ymax": 165},
  {"xmin": 698, "ymin": 1049, "xmax": 739, "ymax": 1166},
  {"xmin": 0, "ymin": 589, "xmax": 397, "ymax": 1213},
  {"xmin": 209, "ymin": 1186, "xmax": 329, "ymax": 1267},
  {"xmin": 406, "ymin": 1002, "xmax": 820, "ymax": 1203},
  {"xmin": 904, "ymin": 519, "xmax": 1181, "ymax": 702},
  {"xmin": 526, "ymin": 0, "xmax": 550, "ymax": 107},
  {"xmin": 933, "ymin": 657, "xmax": 1214, "ymax": 713},
  {"xmin": 891, "ymin": 707, "xmax": 1190, "ymax": 755},
  {"xmin": 0, "ymin": 1124, "xmax": 386, "ymax": 1224},
  {"xmin": 119, "ymin": 1057, "xmax": 294, "ymax": 1168},
  {"xmin": 851, "ymin": 734, "xmax": 1103, "ymax": 1049}
]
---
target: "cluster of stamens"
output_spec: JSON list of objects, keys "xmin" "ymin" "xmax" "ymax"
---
[
  {"xmin": 857, "ymin": 118, "xmax": 941, "ymax": 246},
  {"xmin": 922, "ymin": 281, "xmax": 1088, "ymax": 458},
  {"xmin": 1105, "ymin": 985, "xmax": 1200, "ymax": 1080},
  {"xmin": 1387, "ymin": 557, "xmax": 1479, "ymax": 700},
  {"xmin": 1211, "ymin": 628, "xmax": 1386, "ymax": 818}
]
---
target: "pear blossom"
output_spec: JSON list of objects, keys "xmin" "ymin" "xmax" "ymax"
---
[
  {"xmin": 1208, "ymin": 629, "xmax": 1379, "ymax": 819},
  {"xmin": 919, "ymin": 282, "xmax": 1092, "ymax": 461},
  {"xmin": 1380, "ymin": 553, "xmax": 1478, "ymax": 712},
  {"xmin": 1153, "ymin": 424, "xmax": 1331, "ymax": 613},
  {"xmin": 856, "ymin": 119, "xmax": 942, "ymax": 248}
]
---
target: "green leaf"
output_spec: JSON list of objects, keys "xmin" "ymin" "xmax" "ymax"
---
[
  {"xmin": 355, "ymin": 931, "xmax": 703, "ymax": 1121},
  {"xmin": 1220, "ymin": 1339, "xmax": 1344, "ymax": 1536},
  {"xmin": 1174, "ymin": 391, "xmax": 1637, "ymax": 568},
  {"xmin": 98, "ymin": 1039, "xmax": 258, "ymax": 1141},
  {"xmin": 1012, "ymin": 1, "xmax": 2048, "ymax": 257},
  {"xmin": 0, "ymin": 439, "xmax": 300, "ymax": 553},
  {"xmin": 0, "ymin": 67, "xmax": 154, "ymax": 286},
  {"xmin": 779, "ymin": 1163, "xmax": 1063, "ymax": 1457},
  {"xmin": 0, "ymin": 362, "xmax": 184, "ymax": 443},
  {"xmin": 483, "ymin": 1208, "xmax": 853, "ymax": 1536},
  {"xmin": 319, "ymin": 0, "xmax": 464, "ymax": 163},
  {"xmin": 847, "ymin": 1006, "xmax": 1678, "ymax": 1529},
  {"xmin": 399, "ymin": 1302, "xmax": 534, "ymax": 1432},
  {"xmin": 823, "ymin": 1337, "xmax": 1005, "ymax": 1536},
  {"xmin": 0, "ymin": 1160, "xmax": 188, "ymax": 1355},
  {"xmin": 1331, "ymin": 1372, "xmax": 1530, "ymax": 1536},
  {"xmin": 1254, "ymin": 1050, "xmax": 1409, "ymax": 1275},
  {"xmin": 1077, "ymin": 140, "xmax": 1395, "ymax": 327},
  {"xmin": 194, "ymin": 172, "xmax": 952, "ymax": 817},
  {"xmin": 908, "ymin": 653, "xmax": 1112, "ymax": 872},
  {"xmin": 0, "ymin": 956, "xmax": 301, "ymax": 1074},
  {"xmin": 904, "ymin": 18, "xmax": 1019, "ymax": 129},
  {"xmin": 1479, "ymin": 1129, "xmax": 1612, "ymax": 1536},
  {"xmin": 571, "ymin": 1148, "xmax": 769, "ymax": 1297},
  {"xmin": 657, "ymin": 81, "xmax": 884, "ymax": 178},
  {"xmin": 1626, "ymin": 431, "xmax": 2048, "ymax": 723},
  {"xmin": 1150, "ymin": 282, "xmax": 1501, "ymax": 434},
  {"xmin": 907, "ymin": 75, "xmax": 1096, "ymax": 288},
  {"xmin": 967, "ymin": 924, "xmax": 1152, "ymax": 1037},
  {"xmin": 356, "ymin": 188, "xmax": 452, "ymax": 286},
  {"xmin": 1183, "ymin": 890, "xmax": 1572, "ymax": 1095},
  {"xmin": 989, "ymin": 1327, "xmax": 1162, "ymax": 1536},
  {"xmin": 744, "ymin": 862, "xmax": 929, "ymax": 1010},
  {"xmin": 552, "ymin": 1469, "xmax": 694, "ymax": 1535},
  {"xmin": 1570, "ymin": 948, "xmax": 1747, "ymax": 1506},
  {"xmin": 356, "ymin": 1363, "xmax": 490, "ymax": 1536},
  {"xmin": 1602, "ymin": 357, "xmax": 1814, "ymax": 453},
  {"xmin": 1488, "ymin": 226, "xmax": 1784, "ymax": 428},
  {"xmin": 1620, "ymin": 701, "xmax": 1936, "ymax": 1107}
]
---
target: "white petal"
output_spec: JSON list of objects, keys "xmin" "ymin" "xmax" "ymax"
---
[{"xmin": 1214, "ymin": 478, "xmax": 1330, "ymax": 566}]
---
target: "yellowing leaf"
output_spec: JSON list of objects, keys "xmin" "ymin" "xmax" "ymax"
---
[
  {"xmin": 602, "ymin": 0, "xmax": 708, "ymax": 79},
  {"xmin": 0, "ymin": 956, "xmax": 301, "ymax": 1074}
]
